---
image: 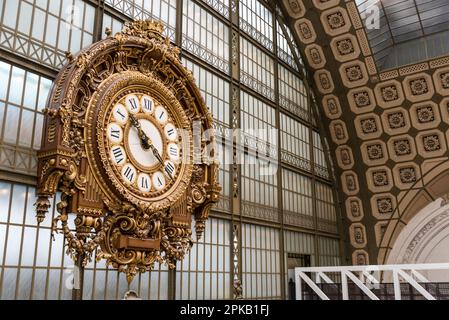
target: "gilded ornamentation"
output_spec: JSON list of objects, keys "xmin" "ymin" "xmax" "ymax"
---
[
  {"xmin": 439, "ymin": 72, "xmax": 449, "ymax": 89},
  {"xmin": 360, "ymin": 118, "xmax": 378, "ymax": 134},
  {"xmin": 393, "ymin": 139, "xmax": 412, "ymax": 156},
  {"xmin": 387, "ymin": 112, "xmax": 406, "ymax": 129},
  {"xmin": 422, "ymin": 134, "xmax": 441, "ymax": 152},
  {"xmin": 354, "ymin": 227, "xmax": 364, "ymax": 244},
  {"xmin": 372, "ymin": 171, "xmax": 388, "ymax": 187},
  {"xmin": 284, "ymin": 0, "xmax": 305, "ymax": 19},
  {"xmin": 355, "ymin": 252, "xmax": 368, "ymax": 265},
  {"xmin": 367, "ymin": 144, "xmax": 383, "ymax": 160},
  {"xmin": 36, "ymin": 21, "xmax": 221, "ymax": 283},
  {"xmin": 377, "ymin": 197, "xmax": 394, "ymax": 214},
  {"xmin": 354, "ymin": 91, "xmax": 370, "ymax": 107},
  {"xmin": 327, "ymin": 12, "xmax": 345, "ymax": 30},
  {"xmin": 350, "ymin": 200, "xmax": 361, "ymax": 218},
  {"xmin": 294, "ymin": 19, "xmax": 316, "ymax": 44},
  {"xmin": 416, "ymin": 106, "xmax": 435, "ymax": 123},
  {"xmin": 409, "ymin": 78, "xmax": 429, "ymax": 96},
  {"xmin": 381, "ymin": 85, "xmax": 399, "ymax": 102},
  {"xmin": 399, "ymin": 167, "xmax": 417, "ymax": 184},
  {"xmin": 345, "ymin": 65, "xmax": 363, "ymax": 81},
  {"xmin": 336, "ymin": 39, "xmax": 354, "ymax": 55}
]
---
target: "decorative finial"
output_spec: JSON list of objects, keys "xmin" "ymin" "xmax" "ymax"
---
[
  {"xmin": 122, "ymin": 20, "xmax": 166, "ymax": 40},
  {"xmin": 105, "ymin": 27, "xmax": 112, "ymax": 38},
  {"xmin": 65, "ymin": 51, "xmax": 74, "ymax": 63}
]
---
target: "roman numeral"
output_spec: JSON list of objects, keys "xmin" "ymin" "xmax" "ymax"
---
[
  {"xmin": 158, "ymin": 111, "xmax": 165, "ymax": 119},
  {"xmin": 110, "ymin": 129, "xmax": 120, "ymax": 139},
  {"xmin": 165, "ymin": 162, "xmax": 175, "ymax": 176},
  {"xmin": 167, "ymin": 129, "xmax": 175, "ymax": 136},
  {"xmin": 116, "ymin": 109, "xmax": 126, "ymax": 120},
  {"xmin": 112, "ymin": 147, "xmax": 124, "ymax": 164},
  {"xmin": 157, "ymin": 177, "xmax": 163, "ymax": 186},
  {"xmin": 143, "ymin": 98, "xmax": 152, "ymax": 111},
  {"xmin": 129, "ymin": 98, "xmax": 138, "ymax": 110},
  {"xmin": 169, "ymin": 146, "xmax": 178, "ymax": 157},
  {"xmin": 124, "ymin": 167, "xmax": 134, "ymax": 181},
  {"xmin": 141, "ymin": 177, "xmax": 149, "ymax": 189}
]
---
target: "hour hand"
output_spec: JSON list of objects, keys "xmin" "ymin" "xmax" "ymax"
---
[{"xmin": 129, "ymin": 115, "xmax": 151, "ymax": 150}]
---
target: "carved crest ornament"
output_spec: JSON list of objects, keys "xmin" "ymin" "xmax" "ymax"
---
[{"xmin": 35, "ymin": 21, "xmax": 221, "ymax": 282}]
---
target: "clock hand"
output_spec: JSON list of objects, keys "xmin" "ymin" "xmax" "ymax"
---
[
  {"xmin": 129, "ymin": 114, "xmax": 151, "ymax": 150},
  {"xmin": 149, "ymin": 143, "xmax": 175, "ymax": 182},
  {"xmin": 129, "ymin": 115, "xmax": 175, "ymax": 181}
]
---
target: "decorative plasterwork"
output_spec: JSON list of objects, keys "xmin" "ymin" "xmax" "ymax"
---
[
  {"xmin": 416, "ymin": 130, "xmax": 447, "ymax": 158},
  {"xmin": 381, "ymin": 107, "xmax": 411, "ymax": 136},
  {"xmin": 370, "ymin": 193, "xmax": 398, "ymax": 220},
  {"xmin": 393, "ymin": 162, "xmax": 422, "ymax": 190},
  {"xmin": 349, "ymin": 223, "xmax": 367, "ymax": 248},
  {"xmin": 339, "ymin": 60, "xmax": 369, "ymax": 88},
  {"xmin": 374, "ymin": 80, "xmax": 405, "ymax": 109},
  {"xmin": 387, "ymin": 134, "xmax": 417, "ymax": 163},
  {"xmin": 312, "ymin": 0, "xmax": 340, "ymax": 10},
  {"xmin": 305, "ymin": 44, "xmax": 326, "ymax": 69},
  {"xmin": 439, "ymin": 97, "xmax": 449, "ymax": 124},
  {"xmin": 331, "ymin": 33, "xmax": 361, "ymax": 63},
  {"xmin": 341, "ymin": 170, "xmax": 359, "ymax": 196},
  {"xmin": 336, "ymin": 145, "xmax": 354, "ymax": 170},
  {"xmin": 281, "ymin": 0, "xmax": 449, "ymax": 265},
  {"xmin": 355, "ymin": 113, "xmax": 383, "ymax": 140},
  {"xmin": 294, "ymin": 18, "xmax": 317, "ymax": 44},
  {"xmin": 330, "ymin": 119, "xmax": 349, "ymax": 145},
  {"xmin": 403, "ymin": 73, "xmax": 435, "ymax": 103},
  {"xmin": 352, "ymin": 249, "xmax": 369, "ymax": 265},
  {"xmin": 347, "ymin": 87, "xmax": 376, "ymax": 114},
  {"xmin": 366, "ymin": 166, "xmax": 394, "ymax": 193},
  {"xmin": 346, "ymin": 197, "xmax": 364, "ymax": 222},
  {"xmin": 410, "ymin": 101, "xmax": 441, "ymax": 130},
  {"xmin": 322, "ymin": 94, "xmax": 342, "ymax": 119},
  {"xmin": 283, "ymin": 0, "xmax": 306, "ymax": 19},
  {"xmin": 361, "ymin": 140, "xmax": 388, "ymax": 166},
  {"xmin": 320, "ymin": 7, "xmax": 351, "ymax": 37},
  {"xmin": 433, "ymin": 67, "xmax": 449, "ymax": 96},
  {"xmin": 314, "ymin": 69, "xmax": 335, "ymax": 94}
]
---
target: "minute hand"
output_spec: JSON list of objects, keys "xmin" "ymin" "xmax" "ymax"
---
[{"xmin": 149, "ymin": 144, "xmax": 175, "ymax": 182}]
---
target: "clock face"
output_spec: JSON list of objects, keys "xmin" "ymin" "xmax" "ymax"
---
[{"xmin": 104, "ymin": 92, "xmax": 185, "ymax": 198}]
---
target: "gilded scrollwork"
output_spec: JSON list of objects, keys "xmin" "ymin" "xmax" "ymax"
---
[{"xmin": 36, "ymin": 21, "xmax": 221, "ymax": 282}]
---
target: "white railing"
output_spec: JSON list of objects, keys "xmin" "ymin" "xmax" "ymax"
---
[{"xmin": 295, "ymin": 263, "xmax": 449, "ymax": 300}]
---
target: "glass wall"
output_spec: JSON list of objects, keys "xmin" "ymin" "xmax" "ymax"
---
[{"xmin": 0, "ymin": 0, "xmax": 341, "ymax": 300}]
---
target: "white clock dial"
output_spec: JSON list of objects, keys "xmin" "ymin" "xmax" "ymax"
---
[
  {"xmin": 127, "ymin": 118, "xmax": 164, "ymax": 168},
  {"xmin": 153, "ymin": 171, "xmax": 166, "ymax": 191},
  {"xmin": 167, "ymin": 143, "xmax": 180, "ymax": 161},
  {"xmin": 164, "ymin": 160, "xmax": 176, "ymax": 178},
  {"xmin": 155, "ymin": 106, "xmax": 169, "ymax": 124},
  {"xmin": 107, "ymin": 123, "xmax": 123, "ymax": 144},
  {"xmin": 137, "ymin": 173, "xmax": 152, "ymax": 193},
  {"xmin": 111, "ymin": 145, "xmax": 127, "ymax": 166},
  {"xmin": 113, "ymin": 104, "xmax": 128, "ymax": 124},
  {"xmin": 141, "ymin": 95, "xmax": 154, "ymax": 114},
  {"xmin": 164, "ymin": 123, "xmax": 178, "ymax": 142},
  {"xmin": 121, "ymin": 163, "xmax": 137, "ymax": 185},
  {"xmin": 125, "ymin": 94, "xmax": 140, "ymax": 114}
]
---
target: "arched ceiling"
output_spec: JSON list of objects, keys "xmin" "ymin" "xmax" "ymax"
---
[{"xmin": 278, "ymin": 0, "xmax": 449, "ymax": 265}]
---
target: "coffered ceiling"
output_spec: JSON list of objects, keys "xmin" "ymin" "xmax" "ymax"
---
[{"xmin": 279, "ymin": 0, "xmax": 449, "ymax": 265}]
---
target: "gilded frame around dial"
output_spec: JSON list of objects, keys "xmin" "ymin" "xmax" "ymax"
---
[{"xmin": 35, "ymin": 21, "xmax": 221, "ymax": 281}]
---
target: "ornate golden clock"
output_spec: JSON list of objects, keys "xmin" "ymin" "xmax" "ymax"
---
[{"xmin": 35, "ymin": 21, "xmax": 221, "ymax": 282}]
